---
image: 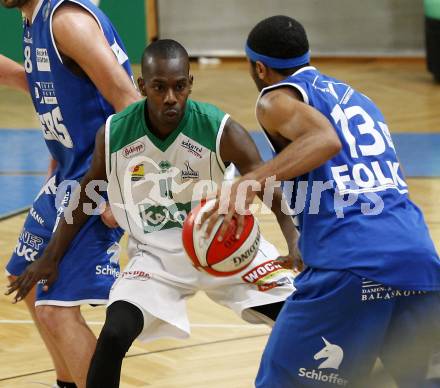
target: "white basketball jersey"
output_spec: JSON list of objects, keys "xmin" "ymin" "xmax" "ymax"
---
[{"xmin": 105, "ymin": 99, "xmax": 229, "ymax": 252}]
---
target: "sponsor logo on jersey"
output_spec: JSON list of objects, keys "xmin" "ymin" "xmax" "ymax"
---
[
  {"xmin": 14, "ymin": 230, "xmax": 44, "ymax": 262},
  {"xmin": 159, "ymin": 160, "xmax": 172, "ymax": 172},
  {"xmin": 110, "ymin": 40, "xmax": 129, "ymax": 65},
  {"xmin": 181, "ymin": 161, "xmax": 199, "ymax": 180},
  {"xmin": 298, "ymin": 337, "xmax": 348, "ymax": 386},
  {"xmin": 241, "ymin": 258, "xmax": 293, "ymax": 291},
  {"xmin": 30, "ymin": 208, "xmax": 45, "ymax": 225},
  {"xmin": 122, "ymin": 141, "xmax": 145, "ymax": 159},
  {"xmin": 361, "ymin": 279, "xmax": 426, "ymax": 302},
  {"xmin": 24, "ymin": 29, "xmax": 33, "ymax": 44},
  {"xmin": 180, "ymin": 139, "xmax": 203, "ymax": 158},
  {"xmin": 130, "ymin": 163, "xmax": 145, "ymax": 181},
  {"xmin": 138, "ymin": 202, "xmax": 190, "ymax": 233},
  {"xmin": 36, "ymin": 48, "xmax": 51, "ymax": 72},
  {"xmin": 34, "ymin": 82, "xmax": 57, "ymax": 105}
]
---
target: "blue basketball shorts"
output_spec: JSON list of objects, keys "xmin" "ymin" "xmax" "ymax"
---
[
  {"xmin": 6, "ymin": 176, "xmax": 123, "ymax": 306},
  {"xmin": 256, "ymin": 267, "xmax": 440, "ymax": 388}
]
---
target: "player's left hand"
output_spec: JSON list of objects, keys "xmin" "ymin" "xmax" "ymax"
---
[
  {"xmin": 200, "ymin": 176, "xmax": 260, "ymax": 241},
  {"xmin": 5, "ymin": 256, "xmax": 59, "ymax": 303},
  {"xmin": 276, "ymin": 252, "xmax": 304, "ymax": 274},
  {"xmin": 100, "ymin": 202, "xmax": 119, "ymax": 228}
]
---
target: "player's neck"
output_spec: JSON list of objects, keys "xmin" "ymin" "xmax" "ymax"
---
[{"xmin": 21, "ymin": 0, "xmax": 40, "ymax": 22}]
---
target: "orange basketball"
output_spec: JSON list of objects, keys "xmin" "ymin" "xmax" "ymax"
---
[{"xmin": 182, "ymin": 199, "xmax": 260, "ymax": 276}]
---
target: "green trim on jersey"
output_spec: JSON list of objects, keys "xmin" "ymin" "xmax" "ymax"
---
[
  {"xmin": 109, "ymin": 100, "xmax": 146, "ymax": 154},
  {"xmin": 109, "ymin": 99, "xmax": 227, "ymax": 155},
  {"xmin": 181, "ymin": 100, "xmax": 227, "ymax": 152}
]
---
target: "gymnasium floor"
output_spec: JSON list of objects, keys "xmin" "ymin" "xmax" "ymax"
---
[{"xmin": 0, "ymin": 59, "xmax": 439, "ymax": 387}]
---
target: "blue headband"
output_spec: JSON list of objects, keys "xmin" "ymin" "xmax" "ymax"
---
[{"xmin": 245, "ymin": 44, "xmax": 310, "ymax": 69}]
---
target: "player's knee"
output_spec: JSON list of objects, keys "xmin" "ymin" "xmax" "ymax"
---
[
  {"xmin": 98, "ymin": 324, "xmax": 131, "ymax": 355},
  {"xmin": 35, "ymin": 305, "xmax": 79, "ymax": 335}
]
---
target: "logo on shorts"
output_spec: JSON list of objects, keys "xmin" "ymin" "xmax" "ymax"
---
[
  {"xmin": 122, "ymin": 141, "xmax": 145, "ymax": 159},
  {"xmin": 36, "ymin": 48, "xmax": 51, "ymax": 72},
  {"xmin": 120, "ymin": 270, "xmax": 152, "ymax": 281},
  {"xmin": 361, "ymin": 279, "xmax": 426, "ymax": 302},
  {"xmin": 241, "ymin": 259, "xmax": 293, "ymax": 291},
  {"xmin": 30, "ymin": 208, "xmax": 44, "ymax": 225},
  {"xmin": 298, "ymin": 337, "xmax": 348, "ymax": 386},
  {"xmin": 15, "ymin": 230, "xmax": 43, "ymax": 262}
]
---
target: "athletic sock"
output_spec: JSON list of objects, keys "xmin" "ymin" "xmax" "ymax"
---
[{"xmin": 56, "ymin": 380, "xmax": 77, "ymax": 388}]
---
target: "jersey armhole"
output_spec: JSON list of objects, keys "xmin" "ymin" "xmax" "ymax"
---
[
  {"xmin": 215, "ymin": 113, "xmax": 230, "ymax": 173},
  {"xmin": 49, "ymin": 0, "xmax": 105, "ymax": 65},
  {"xmin": 260, "ymin": 82, "xmax": 310, "ymax": 105},
  {"xmin": 104, "ymin": 114, "xmax": 114, "ymax": 180}
]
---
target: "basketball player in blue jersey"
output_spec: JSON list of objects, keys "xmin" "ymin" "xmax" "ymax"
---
[
  {"xmin": 1, "ymin": 0, "xmax": 139, "ymax": 387},
  {"xmin": 203, "ymin": 15, "xmax": 440, "ymax": 387}
]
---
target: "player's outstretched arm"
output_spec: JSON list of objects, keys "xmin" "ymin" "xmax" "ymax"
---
[
  {"xmin": 6, "ymin": 127, "xmax": 108, "ymax": 302},
  {"xmin": 204, "ymin": 118, "xmax": 302, "ymax": 270},
  {"xmin": 203, "ymin": 88, "xmax": 341, "ymax": 243},
  {"xmin": 52, "ymin": 4, "xmax": 141, "ymax": 112},
  {"xmin": 0, "ymin": 54, "xmax": 28, "ymax": 92}
]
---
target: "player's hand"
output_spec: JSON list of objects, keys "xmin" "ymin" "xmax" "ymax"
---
[
  {"xmin": 200, "ymin": 176, "xmax": 260, "ymax": 241},
  {"xmin": 276, "ymin": 248, "xmax": 304, "ymax": 274},
  {"xmin": 100, "ymin": 202, "xmax": 119, "ymax": 228},
  {"xmin": 5, "ymin": 255, "xmax": 59, "ymax": 303}
]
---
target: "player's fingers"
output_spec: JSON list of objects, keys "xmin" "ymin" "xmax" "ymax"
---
[
  {"xmin": 198, "ymin": 201, "xmax": 218, "ymax": 229},
  {"xmin": 44, "ymin": 272, "xmax": 58, "ymax": 291},
  {"xmin": 235, "ymin": 214, "xmax": 245, "ymax": 239},
  {"xmin": 217, "ymin": 211, "xmax": 234, "ymax": 241},
  {"xmin": 204, "ymin": 212, "xmax": 220, "ymax": 238},
  {"xmin": 12, "ymin": 274, "xmax": 34, "ymax": 303}
]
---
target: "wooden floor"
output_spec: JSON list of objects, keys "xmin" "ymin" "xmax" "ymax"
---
[{"xmin": 0, "ymin": 59, "xmax": 439, "ymax": 387}]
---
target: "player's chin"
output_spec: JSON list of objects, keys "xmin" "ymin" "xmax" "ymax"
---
[{"xmin": 1, "ymin": 0, "xmax": 29, "ymax": 8}]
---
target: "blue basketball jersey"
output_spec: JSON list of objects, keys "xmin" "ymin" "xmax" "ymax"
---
[
  {"xmin": 23, "ymin": 0, "xmax": 133, "ymax": 181},
  {"xmin": 260, "ymin": 66, "xmax": 440, "ymax": 291}
]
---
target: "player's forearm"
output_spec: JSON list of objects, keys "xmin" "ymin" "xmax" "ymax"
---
[
  {"xmin": 271, "ymin": 189, "xmax": 298, "ymax": 255},
  {"xmin": 44, "ymin": 183, "xmax": 94, "ymax": 263},
  {"xmin": 0, "ymin": 55, "xmax": 28, "ymax": 92},
  {"xmin": 249, "ymin": 133, "xmax": 341, "ymax": 186},
  {"xmin": 111, "ymin": 89, "xmax": 141, "ymax": 112}
]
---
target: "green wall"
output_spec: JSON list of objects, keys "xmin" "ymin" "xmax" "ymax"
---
[{"xmin": 0, "ymin": 0, "xmax": 146, "ymax": 63}]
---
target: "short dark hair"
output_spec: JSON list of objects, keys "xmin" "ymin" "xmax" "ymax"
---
[
  {"xmin": 141, "ymin": 39, "xmax": 188, "ymax": 67},
  {"xmin": 247, "ymin": 15, "xmax": 309, "ymax": 75}
]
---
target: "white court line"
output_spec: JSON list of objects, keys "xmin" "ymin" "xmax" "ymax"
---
[{"xmin": 0, "ymin": 319, "xmax": 268, "ymax": 329}]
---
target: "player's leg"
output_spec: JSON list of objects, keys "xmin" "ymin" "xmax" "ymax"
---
[
  {"xmin": 36, "ymin": 305, "xmax": 96, "ymax": 388},
  {"xmin": 89, "ymin": 249, "xmax": 194, "ymax": 386},
  {"xmin": 5, "ymin": 180, "xmax": 76, "ymax": 386},
  {"xmin": 86, "ymin": 301, "xmax": 144, "ymax": 388},
  {"xmin": 33, "ymin": 209, "xmax": 123, "ymax": 388},
  {"xmin": 8, "ymin": 279, "xmax": 74, "ymax": 384},
  {"xmin": 380, "ymin": 291, "xmax": 440, "ymax": 387},
  {"xmin": 255, "ymin": 269, "xmax": 393, "ymax": 388}
]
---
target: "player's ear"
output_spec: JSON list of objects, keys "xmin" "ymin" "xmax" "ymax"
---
[
  {"xmin": 189, "ymin": 74, "xmax": 194, "ymax": 94},
  {"xmin": 255, "ymin": 61, "xmax": 267, "ymax": 81},
  {"xmin": 137, "ymin": 77, "xmax": 147, "ymax": 97}
]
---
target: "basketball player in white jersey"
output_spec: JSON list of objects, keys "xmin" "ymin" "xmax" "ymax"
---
[{"xmin": 8, "ymin": 39, "xmax": 300, "ymax": 387}]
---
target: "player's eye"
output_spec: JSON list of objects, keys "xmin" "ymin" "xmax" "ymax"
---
[{"xmin": 153, "ymin": 84, "xmax": 164, "ymax": 92}]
